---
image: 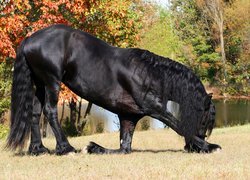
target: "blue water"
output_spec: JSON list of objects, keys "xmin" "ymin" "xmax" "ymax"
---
[{"xmin": 213, "ymin": 99, "xmax": 250, "ymax": 127}]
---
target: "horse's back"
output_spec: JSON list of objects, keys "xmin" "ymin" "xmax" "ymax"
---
[
  {"xmin": 23, "ymin": 24, "xmax": 112, "ymax": 84},
  {"xmin": 24, "ymin": 24, "xmax": 73, "ymax": 54}
]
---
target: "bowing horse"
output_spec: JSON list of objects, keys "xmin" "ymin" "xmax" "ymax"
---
[{"xmin": 6, "ymin": 24, "xmax": 221, "ymax": 155}]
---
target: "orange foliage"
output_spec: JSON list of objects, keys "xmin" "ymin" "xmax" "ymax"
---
[
  {"xmin": 59, "ymin": 84, "xmax": 78, "ymax": 104},
  {"xmin": 0, "ymin": 0, "xmax": 30, "ymax": 60}
]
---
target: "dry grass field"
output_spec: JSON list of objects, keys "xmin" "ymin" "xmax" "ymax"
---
[{"xmin": 0, "ymin": 125, "xmax": 250, "ymax": 179}]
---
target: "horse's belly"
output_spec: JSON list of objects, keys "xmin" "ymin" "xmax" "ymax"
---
[{"xmin": 113, "ymin": 89, "xmax": 142, "ymax": 114}]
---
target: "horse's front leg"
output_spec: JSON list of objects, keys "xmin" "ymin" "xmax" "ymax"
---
[
  {"xmin": 184, "ymin": 136, "xmax": 221, "ymax": 153},
  {"xmin": 44, "ymin": 86, "xmax": 76, "ymax": 155},
  {"xmin": 150, "ymin": 111, "xmax": 221, "ymax": 153},
  {"xmin": 86, "ymin": 115, "xmax": 140, "ymax": 154},
  {"xmin": 150, "ymin": 111, "xmax": 183, "ymax": 136},
  {"xmin": 118, "ymin": 115, "xmax": 138, "ymax": 153}
]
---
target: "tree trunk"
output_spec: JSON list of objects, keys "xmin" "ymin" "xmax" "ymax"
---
[
  {"xmin": 77, "ymin": 102, "xmax": 93, "ymax": 135},
  {"xmin": 218, "ymin": 12, "xmax": 227, "ymax": 83},
  {"xmin": 77, "ymin": 99, "xmax": 82, "ymax": 125},
  {"xmin": 69, "ymin": 98, "xmax": 77, "ymax": 133},
  {"xmin": 76, "ymin": 99, "xmax": 82, "ymax": 135},
  {"xmin": 203, "ymin": 0, "xmax": 227, "ymax": 84},
  {"xmin": 60, "ymin": 100, "xmax": 65, "ymax": 124},
  {"xmin": 84, "ymin": 102, "xmax": 92, "ymax": 118}
]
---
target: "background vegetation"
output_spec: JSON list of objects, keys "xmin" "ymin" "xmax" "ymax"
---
[
  {"xmin": 139, "ymin": 0, "xmax": 249, "ymax": 95},
  {"xmin": 0, "ymin": 0, "xmax": 249, "ymax": 137}
]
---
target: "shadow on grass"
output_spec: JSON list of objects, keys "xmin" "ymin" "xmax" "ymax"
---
[
  {"xmin": 133, "ymin": 149, "xmax": 185, "ymax": 153},
  {"xmin": 12, "ymin": 148, "xmax": 185, "ymax": 156},
  {"xmin": 13, "ymin": 149, "xmax": 82, "ymax": 156}
]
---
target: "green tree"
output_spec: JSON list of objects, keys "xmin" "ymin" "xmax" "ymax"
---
[
  {"xmin": 170, "ymin": 0, "xmax": 220, "ymax": 81},
  {"xmin": 197, "ymin": 0, "xmax": 227, "ymax": 82},
  {"xmin": 80, "ymin": 0, "xmax": 142, "ymax": 48},
  {"xmin": 138, "ymin": 6, "xmax": 183, "ymax": 60}
]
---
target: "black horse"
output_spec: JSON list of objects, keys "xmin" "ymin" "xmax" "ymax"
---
[{"xmin": 6, "ymin": 24, "xmax": 221, "ymax": 155}]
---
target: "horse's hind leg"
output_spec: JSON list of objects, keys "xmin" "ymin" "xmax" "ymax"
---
[
  {"xmin": 86, "ymin": 114, "xmax": 140, "ymax": 154},
  {"xmin": 28, "ymin": 87, "xmax": 50, "ymax": 155},
  {"xmin": 43, "ymin": 85, "xmax": 76, "ymax": 155}
]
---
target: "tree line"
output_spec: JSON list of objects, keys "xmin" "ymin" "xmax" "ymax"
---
[
  {"xmin": 140, "ymin": 0, "xmax": 249, "ymax": 96},
  {"xmin": 171, "ymin": 0, "xmax": 249, "ymax": 95}
]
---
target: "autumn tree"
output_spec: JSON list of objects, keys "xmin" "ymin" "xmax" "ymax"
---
[
  {"xmin": 170, "ymin": 0, "xmax": 220, "ymax": 81},
  {"xmin": 0, "ymin": 0, "xmax": 144, "ymax": 128},
  {"xmin": 0, "ymin": 0, "xmax": 30, "ymax": 61},
  {"xmin": 223, "ymin": 0, "xmax": 250, "ymax": 94},
  {"xmin": 0, "ymin": 0, "xmax": 31, "ymax": 121}
]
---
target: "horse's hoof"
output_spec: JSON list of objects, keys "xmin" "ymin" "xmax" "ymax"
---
[
  {"xmin": 184, "ymin": 143, "xmax": 222, "ymax": 153},
  {"xmin": 206, "ymin": 143, "xmax": 222, "ymax": 153},
  {"xmin": 28, "ymin": 143, "xmax": 50, "ymax": 156},
  {"xmin": 56, "ymin": 143, "xmax": 76, "ymax": 155},
  {"xmin": 198, "ymin": 143, "xmax": 222, "ymax": 153},
  {"xmin": 86, "ymin": 141, "xmax": 106, "ymax": 154},
  {"xmin": 184, "ymin": 143, "xmax": 200, "ymax": 153}
]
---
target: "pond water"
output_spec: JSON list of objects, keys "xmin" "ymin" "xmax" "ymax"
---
[
  {"xmin": 85, "ymin": 99, "xmax": 250, "ymax": 131},
  {"xmin": 152, "ymin": 99, "xmax": 250, "ymax": 129},
  {"xmin": 213, "ymin": 99, "xmax": 250, "ymax": 127},
  {"xmin": 44, "ymin": 98, "xmax": 249, "ymax": 135}
]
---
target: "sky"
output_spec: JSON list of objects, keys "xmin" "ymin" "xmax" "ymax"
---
[{"xmin": 149, "ymin": 0, "xmax": 169, "ymax": 7}]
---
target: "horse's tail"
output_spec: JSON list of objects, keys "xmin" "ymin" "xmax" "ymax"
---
[{"xmin": 6, "ymin": 37, "xmax": 34, "ymax": 151}]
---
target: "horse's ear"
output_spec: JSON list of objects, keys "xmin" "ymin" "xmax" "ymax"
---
[{"xmin": 204, "ymin": 93, "xmax": 213, "ymax": 110}]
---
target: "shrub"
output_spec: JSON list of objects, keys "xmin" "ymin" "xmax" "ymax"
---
[
  {"xmin": 0, "ymin": 62, "xmax": 12, "ymax": 123},
  {"xmin": 0, "ymin": 124, "xmax": 9, "ymax": 139}
]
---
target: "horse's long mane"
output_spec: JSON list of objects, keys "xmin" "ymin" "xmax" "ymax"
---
[{"xmin": 131, "ymin": 49, "xmax": 208, "ymax": 139}]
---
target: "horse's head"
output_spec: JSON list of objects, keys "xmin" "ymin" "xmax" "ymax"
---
[
  {"xmin": 197, "ymin": 93, "xmax": 216, "ymax": 140},
  {"xmin": 185, "ymin": 93, "xmax": 221, "ymax": 153}
]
